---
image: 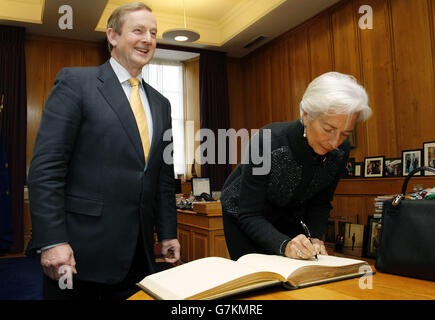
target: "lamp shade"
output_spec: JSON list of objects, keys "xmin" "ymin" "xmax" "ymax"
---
[{"xmin": 162, "ymin": 28, "xmax": 200, "ymax": 43}]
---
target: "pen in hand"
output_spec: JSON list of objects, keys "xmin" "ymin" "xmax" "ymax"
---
[{"xmin": 300, "ymin": 221, "xmax": 318, "ymax": 260}]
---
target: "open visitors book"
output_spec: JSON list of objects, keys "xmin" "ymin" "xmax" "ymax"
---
[{"xmin": 137, "ymin": 254, "xmax": 371, "ymax": 300}]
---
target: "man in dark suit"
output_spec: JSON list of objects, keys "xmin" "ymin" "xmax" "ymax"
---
[{"xmin": 27, "ymin": 2, "xmax": 180, "ymax": 299}]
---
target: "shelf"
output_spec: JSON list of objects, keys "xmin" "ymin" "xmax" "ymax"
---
[{"xmin": 335, "ymin": 176, "xmax": 435, "ymax": 195}]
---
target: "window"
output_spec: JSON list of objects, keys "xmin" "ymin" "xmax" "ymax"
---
[{"xmin": 142, "ymin": 60, "xmax": 185, "ymax": 178}]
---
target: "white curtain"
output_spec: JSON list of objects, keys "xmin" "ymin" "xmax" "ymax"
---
[{"xmin": 142, "ymin": 59, "xmax": 185, "ymax": 178}]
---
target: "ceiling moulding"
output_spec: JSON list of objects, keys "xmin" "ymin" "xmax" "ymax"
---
[
  {"xmin": 95, "ymin": 0, "xmax": 286, "ymax": 47},
  {"xmin": 218, "ymin": 0, "xmax": 286, "ymax": 45},
  {"xmin": 0, "ymin": 0, "xmax": 45, "ymax": 24}
]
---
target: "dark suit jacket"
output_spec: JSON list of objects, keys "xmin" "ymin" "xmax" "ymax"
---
[{"xmin": 27, "ymin": 61, "xmax": 177, "ymax": 284}]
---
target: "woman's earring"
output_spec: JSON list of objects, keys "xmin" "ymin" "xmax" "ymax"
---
[{"xmin": 303, "ymin": 126, "xmax": 307, "ymax": 138}]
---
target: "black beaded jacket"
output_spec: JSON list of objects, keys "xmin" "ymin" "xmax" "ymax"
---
[{"xmin": 220, "ymin": 120, "xmax": 350, "ymax": 256}]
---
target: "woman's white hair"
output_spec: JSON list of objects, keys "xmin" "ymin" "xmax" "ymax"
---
[{"xmin": 300, "ymin": 72, "xmax": 372, "ymax": 122}]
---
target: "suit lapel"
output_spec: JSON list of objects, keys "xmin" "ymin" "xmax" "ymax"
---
[{"xmin": 97, "ymin": 62, "xmax": 145, "ymax": 166}]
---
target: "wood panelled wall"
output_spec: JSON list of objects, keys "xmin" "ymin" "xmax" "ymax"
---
[
  {"xmin": 183, "ymin": 57, "xmax": 201, "ymax": 179},
  {"xmin": 226, "ymin": 0, "xmax": 435, "ymax": 226},
  {"xmin": 26, "ymin": 35, "xmax": 106, "ymax": 170},
  {"xmin": 227, "ymin": 0, "xmax": 435, "ymax": 163}
]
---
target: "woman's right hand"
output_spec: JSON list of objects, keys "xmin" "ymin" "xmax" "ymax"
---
[{"xmin": 284, "ymin": 234, "xmax": 318, "ymax": 260}]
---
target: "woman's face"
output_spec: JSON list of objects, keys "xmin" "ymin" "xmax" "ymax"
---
[{"xmin": 303, "ymin": 111, "xmax": 358, "ymax": 155}]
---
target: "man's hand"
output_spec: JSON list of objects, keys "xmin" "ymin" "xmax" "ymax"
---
[
  {"xmin": 41, "ymin": 243, "xmax": 77, "ymax": 280},
  {"xmin": 161, "ymin": 239, "xmax": 181, "ymax": 264}
]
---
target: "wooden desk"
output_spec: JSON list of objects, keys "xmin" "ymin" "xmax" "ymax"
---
[
  {"xmin": 177, "ymin": 209, "xmax": 230, "ymax": 263},
  {"xmin": 128, "ymin": 268, "xmax": 435, "ymax": 300}
]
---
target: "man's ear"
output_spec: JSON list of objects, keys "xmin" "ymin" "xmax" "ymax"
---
[{"xmin": 106, "ymin": 28, "xmax": 118, "ymax": 48}]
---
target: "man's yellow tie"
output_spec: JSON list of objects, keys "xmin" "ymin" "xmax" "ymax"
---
[{"xmin": 128, "ymin": 78, "xmax": 150, "ymax": 161}]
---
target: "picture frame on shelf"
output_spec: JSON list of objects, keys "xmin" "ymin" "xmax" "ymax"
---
[
  {"xmin": 366, "ymin": 216, "xmax": 382, "ymax": 258},
  {"xmin": 344, "ymin": 157, "xmax": 355, "ymax": 178},
  {"xmin": 342, "ymin": 223, "xmax": 365, "ymax": 257},
  {"xmin": 402, "ymin": 149, "xmax": 422, "ymax": 176},
  {"xmin": 423, "ymin": 141, "xmax": 435, "ymax": 175},
  {"xmin": 364, "ymin": 156, "xmax": 384, "ymax": 178},
  {"xmin": 354, "ymin": 162, "xmax": 362, "ymax": 177},
  {"xmin": 384, "ymin": 158, "xmax": 402, "ymax": 177},
  {"xmin": 327, "ymin": 216, "xmax": 352, "ymax": 253},
  {"xmin": 335, "ymin": 220, "xmax": 348, "ymax": 253}
]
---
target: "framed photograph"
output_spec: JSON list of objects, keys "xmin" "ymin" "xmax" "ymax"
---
[
  {"xmin": 366, "ymin": 216, "xmax": 382, "ymax": 258},
  {"xmin": 192, "ymin": 177, "xmax": 211, "ymax": 197},
  {"xmin": 364, "ymin": 156, "xmax": 384, "ymax": 178},
  {"xmin": 327, "ymin": 216, "xmax": 350, "ymax": 242},
  {"xmin": 327, "ymin": 216, "xmax": 353, "ymax": 252},
  {"xmin": 342, "ymin": 223, "xmax": 365, "ymax": 257},
  {"xmin": 384, "ymin": 158, "xmax": 402, "ymax": 177},
  {"xmin": 335, "ymin": 219, "xmax": 349, "ymax": 252},
  {"xmin": 402, "ymin": 149, "xmax": 422, "ymax": 176},
  {"xmin": 354, "ymin": 162, "xmax": 362, "ymax": 177},
  {"xmin": 344, "ymin": 157, "xmax": 355, "ymax": 178},
  {"xmin": 423, "ymin": 141, "xmax": 435, "ymax": 175}
]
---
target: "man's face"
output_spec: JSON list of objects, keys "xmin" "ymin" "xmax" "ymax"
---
[{"xmin": 109, "ymin": 9, "xmax": 157, "ymax": 72}]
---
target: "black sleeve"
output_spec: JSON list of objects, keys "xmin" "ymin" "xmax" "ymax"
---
[
  {"xmin": 236, "ymin": 129, "xmax": 291, "ymax": 255},
  {"xmin": 27, "ymin": 68, "xmax": 82, "ymax": 250}
]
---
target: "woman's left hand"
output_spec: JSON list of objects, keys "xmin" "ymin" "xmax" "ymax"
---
[{"xmin": 310, "ymin": 238, "xmax": 328, "ymax": 256}]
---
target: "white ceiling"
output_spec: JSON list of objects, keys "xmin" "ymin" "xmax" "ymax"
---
[
  {"xmin": 0, "ymin": 0, "xmax": 341, "ymax": 58},
  {"xmin": 153, "ymin": 48, "xmax": 199, "ymax": 62}
]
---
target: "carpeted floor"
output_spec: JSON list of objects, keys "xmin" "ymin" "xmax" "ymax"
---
[
  {"xmin": 0, "ymin": 256, "xmax": 172, "ymax": 300},
  {"xmin": 0, "ymin": 257, "xmax": 43, "ymax": 300}
]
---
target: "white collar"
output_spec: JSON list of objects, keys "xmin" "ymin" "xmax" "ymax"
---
[{"xmin": 109, "ymin": 57, "xmax": 143, "ymax": 84}]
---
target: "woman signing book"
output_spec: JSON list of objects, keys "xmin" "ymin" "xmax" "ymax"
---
[{"xmin": 221, "ymin": 72, "xmax": 372, "ymax": 261}]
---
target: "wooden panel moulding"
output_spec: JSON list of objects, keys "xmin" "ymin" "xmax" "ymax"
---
[{"xmin": 335, "ymin": 177, "xmax": 435, "ymax": 196}]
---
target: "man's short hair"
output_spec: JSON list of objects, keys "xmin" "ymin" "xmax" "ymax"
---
[{"xmin": 106, "ymin": 2, "xmax": 152, "ymax": 52}]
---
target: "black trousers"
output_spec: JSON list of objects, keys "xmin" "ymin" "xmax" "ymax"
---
[
  {"xmin": 42, "ymin": 230, "xmax": 148, "ymax": 300},
  {"xmin": 222, "ymin": 213, "xmax": 267, "ymax": 261}
]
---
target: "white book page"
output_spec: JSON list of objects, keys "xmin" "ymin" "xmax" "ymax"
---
[
  {"xmin": 237, "ymin": 254, "xmax": 365, "ymax": 279},
  {"xmin": 139, "ymin": 257, "xmax": 264, "ymax": 300}
]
